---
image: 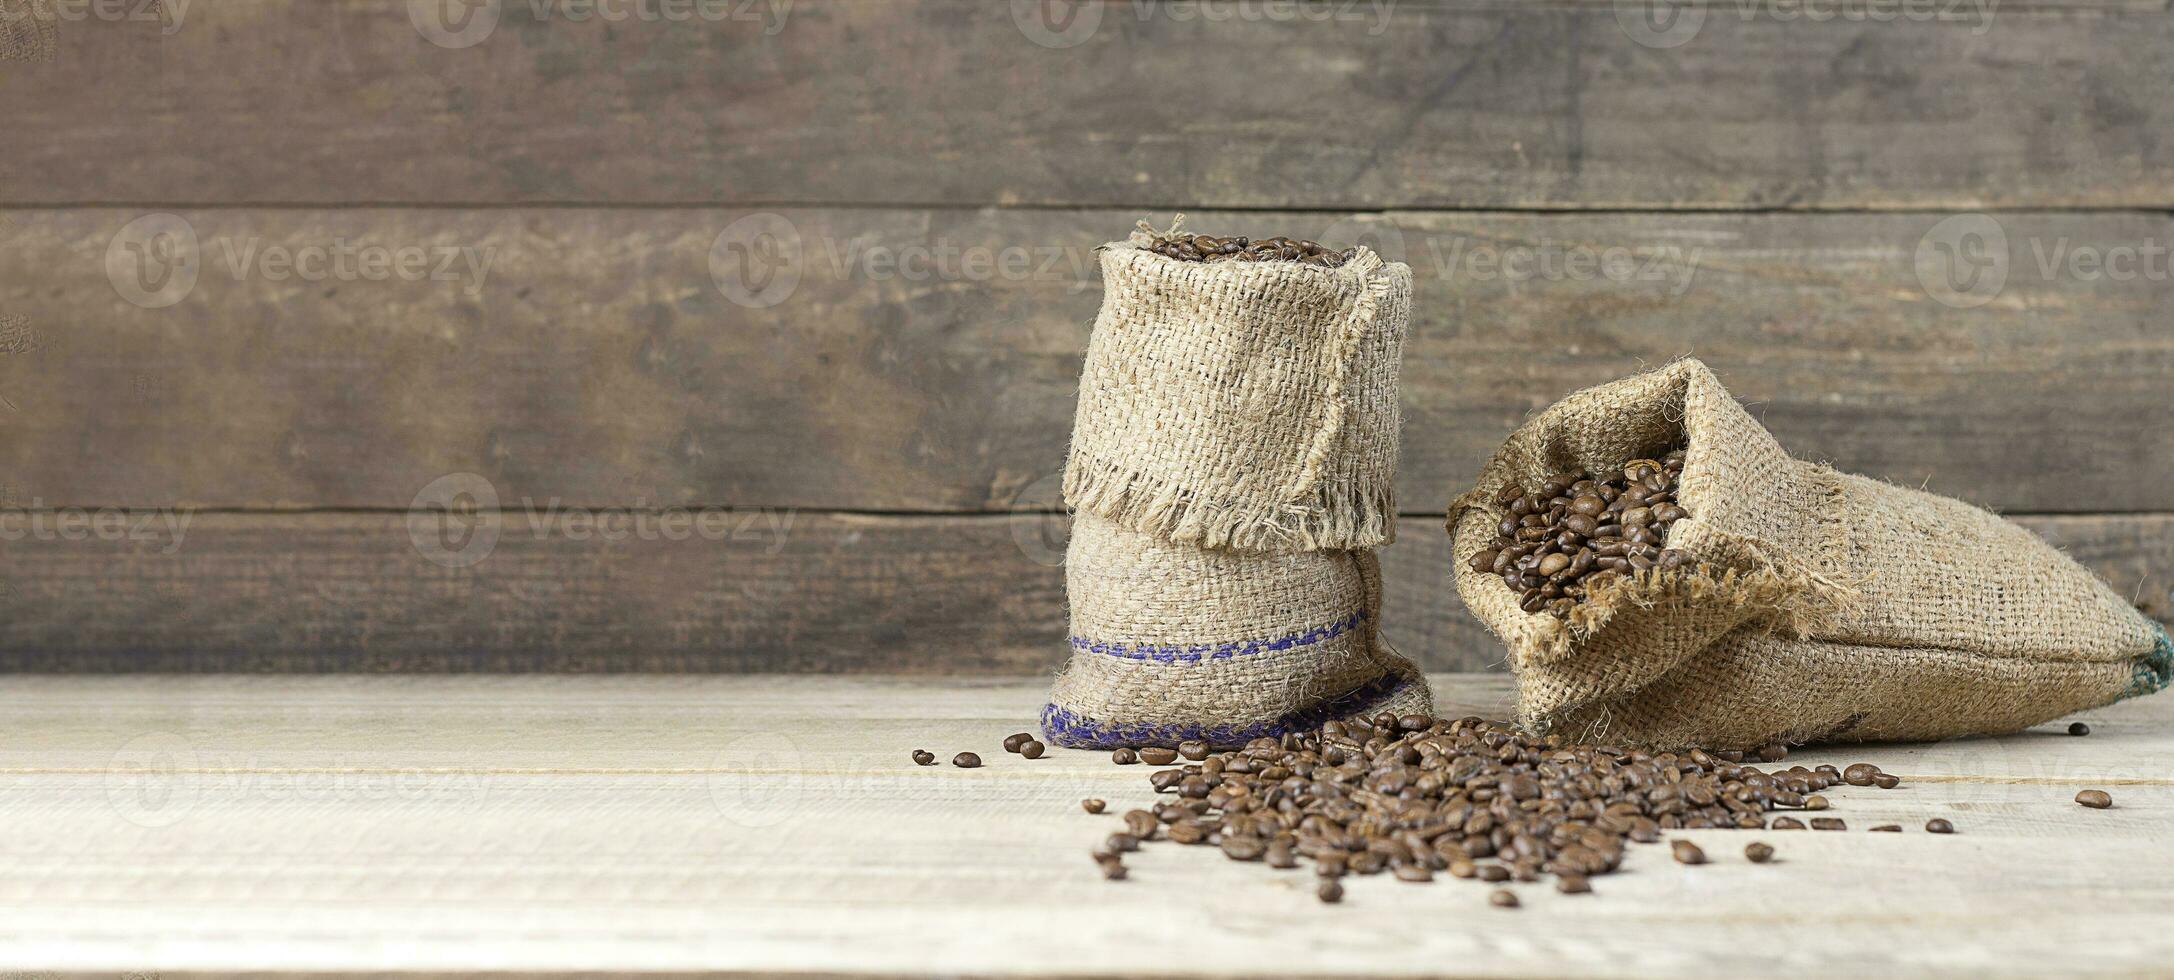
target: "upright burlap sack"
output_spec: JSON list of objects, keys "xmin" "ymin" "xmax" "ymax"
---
[
  {"xmin": 1064, "ymin": 219, "xmax": 1411, "ymax": 552},
  {"xmin": 1042, "ymin": 512, "xmax": 1431, "ymax": 748},
  {"xmin": 1449, "ymin": 359, "xmax": 2172, "ymax": 749}
]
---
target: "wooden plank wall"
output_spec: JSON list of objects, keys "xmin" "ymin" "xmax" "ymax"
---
[{"xmin": 0, "ymin": 0, "xmax": 2169, "ymax": 671}]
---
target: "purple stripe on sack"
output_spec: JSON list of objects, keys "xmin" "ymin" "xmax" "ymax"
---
[
  {"xmin": 1038, "ymin": 671, "xmax": 1416, "ymax": 749},
  {"xmin": 1068, "ymin": 610, "xmax": 1365, "ymax": 664}
]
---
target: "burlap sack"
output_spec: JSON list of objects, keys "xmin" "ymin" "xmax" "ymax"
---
[
  {"xmin": 1041, "ymin": 511, "xmax": 1432, "ymax": 748},
  {"xmin": 1448, "ymin": 358, "xmax": 2172, "ymax": 749},
  {"xmin": 1064, "ymin": 219, "xmax": 1411, "ymax": 552},
  {"xmin": 0, "ymin": 0, "xmax": 57, "ymax": 63}
]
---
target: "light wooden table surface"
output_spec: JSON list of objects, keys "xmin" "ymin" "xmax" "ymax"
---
[{"xmin": 1, "ymin": 674, "xmax": 2169, "ymax": 978}]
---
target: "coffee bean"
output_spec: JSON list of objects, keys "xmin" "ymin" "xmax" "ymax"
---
[
  {"xmin": 1869, "ymin": 825, "xmax": 1901, "ymax": 833},
  {"xmin": 1393, "ymin": 863, "xmax": 1433, "ymax": 883},
  {"xmin": 2068, "ymin": 721, "xmax": 2091, "ymax": 736},
  {"xmin": 1220, "ymin": 836, "xmax": 1266, "ymax": 861},
  {"xmin": 1106, "ymin": 832, "xmax": 1140, "ymax": 853},
  {"xmin": 1138, "ymin": 747, "xmax": 1179, "ymax": 766},
  {"xmin": 1810, "ymin": 818, "xmax": 1846, "ymax": 831},
  {"xmin": 952, "ymin": 752, "xmax": 982, "ymax": 769},
  {"xmin": 1317, "ymin": 880, "xmax": 1344, "ymax": 903},
  {"xmin": 1123, "ymin": 810, "xmax": 1159, "ymax": 838},
  {"xmin": 2076, "ymin": 789, "xmax": 2114, "ymax": 809},
  {"xmin": 1756, "ymin": 744, "xmax": 1789, "ymax": 763},
  {"xmin": 1804, "ymin": 795, "xmax": 1830, "ymax": 811},
  {"xmin": 1178, "ymin": 739, "xmax": 1211, "ymax": 761},
  {"xmin": 1111, "ymin": 748, "xmax": 1139, "ymax": 765},
  {"xmin": 1020, "ymin": 740, "xmax": 1046, "ymax": 760},
  {"xmin": 1476, "ymin": 864, "xmax": 1511, "ymax": 883},
  {"xmin": 1842, "ymin": 763, "xmax": 1880, "ymax": 786},
  {"xmin": 1081, "ymin": 798, "xmax": 1106, "ymax": 814},
  {"xmin": 1745, "ymin": 842, "xmax": 1775, "ymax": 863},
  {"xmin": 1166, "ymin": 821, "xmax": 1206, "ymax": 845},
  {"xmin": 1146, "ymin": 229, "xmax": 1356, "ymax": 267},
  {"xmin": 1771, "ymin": 817, "xmax": 1806, "ymax": 830},
  {"xmin": 910, "ymin": 749, "xmax": 935, "ymax": 766},
  {"xmin": 1096, "ymin": 854, "xmax": 1127, "ymax": 881},
  {"xmin": 1002, "ymin": 733, "xmax": 1034, "ymax": 753},
  {"xmin": 1925, "ymin": 818, "xmax": 1955, "ymax": 834},
  {"xmin": 1267, "ymin": 842, "xmax": 1298, "ymax": 869},
  {"xmin": 1489, "ymin": 889, "xmax": 1520, "ymax": 908},
  {"xmin": 1484, "ymin": 449, "xmax": 1692, "ymax": 618},
  {"xmin": 1670, "ymin": 840, "xmax": 1706, "ymax": 865},
  {"xmin": 1556, "ymin": 873, "xmax": 1591, "ymax": 894},
  {"xmin": 1873, "ymin": 773, "xmax": 1901, "ymax": 789}
]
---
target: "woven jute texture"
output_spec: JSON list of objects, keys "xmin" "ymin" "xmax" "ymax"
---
[
  {"xmin": 0, "ymin": 0, "xmax": 57, "ymax": 63},
  {"xmin": 1042, "ymin": 511, "xmax": 1431, "ymax": 749},
  {"xmin": 1064, "ymin": 219, "xmax": 1411, "ymax": 553},
  {"xmin": 1448, "ymin": 358, "xmax": 2170, "ymax": 749}
]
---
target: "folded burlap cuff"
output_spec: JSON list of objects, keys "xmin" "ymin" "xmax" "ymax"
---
[
  {"xmin": 1449, "ymin": 358, "xmax": 2169, "ymax": 749},
  {"xmin": 1064, "ymin": 222, "xmax": 1410, "ymax": 553}
]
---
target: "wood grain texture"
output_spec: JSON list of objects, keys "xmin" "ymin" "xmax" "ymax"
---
[
  {"xmin": 0, "ymin": 674, "xmax": 2168, "ymax": 976},
  {"xmin": 0, "ymin": 511, "xmax": 2163, "ymax": 672},
  {"xmin": 6, "ymin": 1, "xmax": 2174, "ymax": 209},
  {"xmin": 7, "ymin": 208, "xmax": 2174, "ymax": 512}
]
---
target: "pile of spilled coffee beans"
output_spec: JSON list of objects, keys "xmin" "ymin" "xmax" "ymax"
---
[
  {"xmin": 1144, "ymin": 232, "xmax": 1358, "ymax": 268},
  {"xmin": 1083, "ymin": 710, "xmax": 1929, "ymax": 905},
  {"xmin": 1470, "ymin": 449, "xmax": 1695, "ymax": 618}
]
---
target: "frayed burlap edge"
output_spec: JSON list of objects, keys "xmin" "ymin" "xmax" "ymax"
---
[{"xmin": 1061, "ymin": 215, "xmax": 1404, "ymax": 553}]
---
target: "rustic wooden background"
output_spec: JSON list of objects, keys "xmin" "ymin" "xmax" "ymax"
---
[{"xmin": 0, "ymin": 0, "xmax": 2169, "ymax": 671}]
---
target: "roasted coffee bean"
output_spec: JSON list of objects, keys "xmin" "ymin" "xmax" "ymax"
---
[
  {"xmin": 1317, "ymin": 880, "xmax": 1344, "ymax": 903},
  {"xmin": 1112, "ymin": 748, "xmax": 1139, "ymax": 765},
  {"xmin": 1266, "ymin": 843, "xmax": 1298, "ymax": 869},
  {"xmin": 1165, "ymin": 821, "xmax": 1206, "ymax": 845},
  {"xmin": 1138, "ymin": 747, "xmax": 1180, "ymax": 766},
  {"xmin": 2068, "ymin": 721, "xmax": 2091, "ymax": 736},
  {"xmin": 952, "ymin": 752, "xmax": 982, "ymax": 769},
  {"xmin": 1081, "ymin": 798, "xmax": 1106, "ymax": 814},
  {"xmin": 1178, "ymin": 739, "xmax": 1211, "ymax": 761},
  {"xmin": 1756, "ymin": 744, "xmax": 1789, "ymax": 763},
  {"xmin": 1002, "ymin": 733, "xmax": 1034, "ymax": 753},
  {"xmin": 1481, "ymin": 449, "xmax": 1693, "ymax": 618},
  {"xmin": 2076, "ymin": 789, "xmax": 2114, "ymax": 809},
  {"xmin": 1149, "ymin": 769, "xmax": 1185, "ymax": 792},
  {"xmin": 1393, "ymin": 863, "xmax": 1433, "ymax": 883},
  {"xmin": 1873, "ymin": 773, "xmax": 1901, "ymax": 789},
  {"xmin": 1221, "ymin": 836, "xmax": 1266, "ymax": 861},
  {"xmin": 1770, "ymin": 817, "xmax": 1805, "ymax": 830},
  {"xmin": 1556, "ymin": 873, "xmax": 1592, "ymax": 894},
  {"xmin": 1744, "ymin": 842, "xmax": 1775, "ymax": 863},
  {"xmin": 910, "ymin": 749, "xmax": 935, "ymax": 766},
  {"xmin": 1020, "ymin": 740, "xmax": 1046, "ymax": 760},
  {"xmin": 1869, "ymin": 825, "xmax": 1901, "ymax": 833},
  {"xmin": 1842, "ymin": 763, "xmax": 1880, "ymax": 786},
  {"xmin": 1804, "ymin": 795, "xmax": 1830, "ymax": 811},
  {"xmin": 1810, "ymin": 818, "xmax": 1846, "ymax": 831},
  {"xmin": 1670, "ymin": 840, "xmax": 1707, "ymax": 865},
  {"xmin": 1925, "ymin": 818, "xmax": 1955, "ymax": 834},
  {"xmin": 1123, "ymin": 810, "xmax": 1159, "ymax": 838},
  {"xmin": 1106, "ymin": 832, "xmax": 1140, "ymax": 853},
  {"xmin": 1146, "ymin": 229, "xmax": 1354, "ymax": 267},
  {"xmin": 1489, "ymin": 889, "xmax": 1520, "ymax": 909},
  {"xmin": 1476, "ymin": 864, "xmax": 1511, "ymax": 883}
]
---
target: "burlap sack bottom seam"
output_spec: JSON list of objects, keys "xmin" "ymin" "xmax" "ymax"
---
[{"xmin": 1040, "ymin": 668, "xmax": 1428, "ymax": 748}]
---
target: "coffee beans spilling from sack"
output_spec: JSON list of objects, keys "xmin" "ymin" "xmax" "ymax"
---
[
  {"xmin": 1144, "ymin": 231, "xmax": 1358, "ymax": 267},
  {"xmin": 1467, "ymin": 450, "xmax": 1693, "ymax": 618},
  {"xmin": 1085, "ymin": 709, "xmax": 1920, "ymax": 901}
]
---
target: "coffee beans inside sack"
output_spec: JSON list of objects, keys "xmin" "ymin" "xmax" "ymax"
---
[
  {"xmin": 1470, "ymin": 451, "xmax": 1695, "ymax": 619},
  {"xmin": 1043, "ymin": 217, "xmax": 1431, "ymax": 748},
  {"xmin": 1447, "ymin": 358, "xmax": 2173, "ymax": 750}
]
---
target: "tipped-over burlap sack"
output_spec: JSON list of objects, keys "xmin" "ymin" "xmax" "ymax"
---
[
  {"xmin": 1064, "ymin": 219, "xmax": 1411, "ymax": 552},
  {"xmin": 1042, "ymin": 512, "xmax": 1431, "ymax": 748},
  {"xmin": 1448, "ymin": 358, "xmax": 2172, "ymax": 749}
]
